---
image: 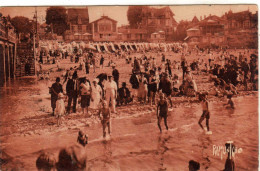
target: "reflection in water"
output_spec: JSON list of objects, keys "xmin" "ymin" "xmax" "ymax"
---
[
  {"xmin": 102, "ymin": 140, "xmax": 112, "ymax": 165},
  {"xmin": 157, "ymin": 134, "xmax": 171, "ymax": 171},
  {"xmin": 198, "ymin": 135, "xmax": 212, "ymax": 170}
]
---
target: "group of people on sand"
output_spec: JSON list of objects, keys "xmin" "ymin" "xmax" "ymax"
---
[
  {"xmin": 44, "ymin": 44, "xmax": 257, "ymax": 171},
  {"xmin": 49, "ymin": 45, "xmax": 257, "ymax": 131}
]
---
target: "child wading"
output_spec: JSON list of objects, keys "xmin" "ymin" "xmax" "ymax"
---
[
  {"xmin": 55, "ymin": 93, "xmax": 65, "ymax": 126},
  {"xmin": 77, "ymin": 130, "xmax": 88, "ymax": 147},
  {"xmin": 98, "ymin": 100, "xmax": 111, "ymax": 138},
  {"xmin": 225, "ymin": 94, "xmax": 235, "ymax": 109},
  {"xmin": 157, "ymin": 93, "xmax": 169, "ymax": 133},
  {"xmin": 198, "ymin": 93, "xmax": 210, "ymax": 132}
]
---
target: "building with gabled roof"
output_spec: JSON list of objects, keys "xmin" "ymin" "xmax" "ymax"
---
[
  {"xmin": 89, "ymin": 15, "xmax": 118, "ymax": 42},
  {"xmin": 117, "ymin": 26, "xmax": 147, "ymax": 42},
  {"xmin": 65, "ymin": 7, "xmax": 91, "ymax": 42},
  {"xmin": 139, "ymin": 6, "xmax": 177, "ymax": 42},
  {"xmin": 223, "ymin": 10, "xmax": 257, "ymax": 30},
  {"xmin": 191, "ymin": 16, "xmax": 199, "ymax": 24},
  {"xmin": 185, "ymin": 14, "xmax": 227, "ymax": 47},
  {"xmin": 221, "ymin": 10, "xmax": 258, "ymax": 48}
]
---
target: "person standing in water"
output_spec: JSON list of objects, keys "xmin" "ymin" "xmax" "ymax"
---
[
  {"xmin": 224, "ymin": 94, "xmax": 235, "ymax": 109},
  {"xmin": 98, "ymin": 100, "xmax": 111, "ymax": 138},
  {"xmin": 157, "ymin": 93, "xmax": 169, "ymax": 133},
  {"xmin": 104, "ymin": 75, "xmax": 118, "ymax": 113},
  {"xmin": 198, "ymin": 93, "xmax": 210, "ymax": 132}
]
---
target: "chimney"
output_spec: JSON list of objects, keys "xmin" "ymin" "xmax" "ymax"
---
[{"xmin": 204, "ymin": 15, "xmax": 206, "ymax": 19}]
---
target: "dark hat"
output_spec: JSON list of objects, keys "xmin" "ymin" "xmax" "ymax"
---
[
  {"xmin": 227, "ymin": 94, "xmax": 233, "ymax": 99},
  {"xmin": 78, "ymin": 130, "xmax": 84, "ymax": 137},
  {"xmin": 56, "ymin": 77, "xmax": 61, "ymax": 82}
]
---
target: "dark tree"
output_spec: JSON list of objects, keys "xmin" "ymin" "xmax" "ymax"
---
[
  {"xmin": 11, "ymin": 16, "xmax": 34, "ymax": 42},
  {"xmin": 11, "ymin": 16, "xmax": 32, "ymax": 34},
  {"xmin": 127, "ymin": 6, "xmax": 146, "ymax": 29},
  {"xmin": 46, "ymin": 6, "xmax": 68, "ymax": 35},
  {"xmin": 174, "ymin": 20, "xmax": 191, "ymax": 41}
]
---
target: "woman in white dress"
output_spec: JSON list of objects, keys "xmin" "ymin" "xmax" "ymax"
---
[
  {"xmin": 137, "ymin": 73, "xmax": 148, "ymax": 104},
  {"xmin": 90, "ymin": 78, "xmax": 102, "ymax": 110}
]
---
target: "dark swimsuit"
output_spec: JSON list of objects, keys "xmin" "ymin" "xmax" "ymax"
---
[{"xmin": 158, "ymin": 101, "xmax": 168, "ymax": 118}]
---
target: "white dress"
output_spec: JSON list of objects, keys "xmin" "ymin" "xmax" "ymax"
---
[
  {"xmin": 55, "ymin": 99, "xmax": 65, "ymax": 117},
  {"xmin": 90, "ymin": 84, "xmax": 102, "ymax": 109}
]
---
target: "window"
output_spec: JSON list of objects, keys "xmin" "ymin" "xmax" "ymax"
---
[
  {"xmin": 72, "ymin": 25, "xmax": 78, "ymax": 32},
  {"xmin": 108, "ymin": 34, "xmax": 111, "ymax": 36},
  {"xmin": 244, "ymin": 20, "xmax": 250, "ymax": 28},
  {"xmin": 127, "ymin": 34, "xmax": 131, "ymax": 39},
  {"xmin": 82, "ymin": 25, "xmax": 86, "ymax": 32},
  {"xmin": 99, "ymin": 21, "xmax": 112, "ymax": 32},
  {"xmin": 78, "ymin": 18, "xmax": 82, "ymax": 24},
  {"xmin": 160, "ymin": 19, "xmax": 165, "ymax": 25},
  {"xmin": 100, "ymin": 34, "xmax": 103, "ymax": 38},
  {"xmin": 166, "ymin": 20, "xmax": 169, "ymax": 26},
  {"xmin": 78, "ymin": 25, "xmax": 82, "ymax": 32}
]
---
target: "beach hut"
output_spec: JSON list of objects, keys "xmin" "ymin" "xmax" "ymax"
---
[
  {"xmin": 127, "ymin": 43, "xmax": 133, "ymax": 51},
  {"xmin": 138, "ymin": 43, "xmax": 142, "ymax": 50},
  {"xmin": 110, "ymin": 43, "xmax": 116, "ymax": 52},
  {"xmin": 142, "ymin": 43, "xmax": 146, "ymax": 50},
  {"xmin": 105, "ymin": 43, "xmax": 114, "ymax": 53},
  {"xmin": 120, "ymin": 43, "xmax": 127, "ymax": 51},
  {"xmin": 135, "ymin": 43, "xmax": 140, "ymax": 51},
  {"xmin": 144, "ymin": 43, "xmax": 149, "ymax": 50},
  {"xmin": 71, "ymin": 41, "xmax": 77, "ymax": 47},
  {"xmin": 79, "ymin": 41, "xmax": 85, "ymax": 49},
  {"xmin": 99, "ymin": 43, "xmax": 106, "ymax": 52},
  {"xmin": 114, "ymin": 43, "xmax": 121, "ymax": 51},
  {"xmin": 103, "ymin": 43, "xmax": 109, "ymax": 52},
  {"xmin": 131, "ymin": 43, "xmax": 137, "ymax": 51},
  {"xmin": 95, "ymin": 44, "xmax": 101, "ymax": 53}
]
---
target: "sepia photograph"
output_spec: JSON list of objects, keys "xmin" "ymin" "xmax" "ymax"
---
[{"xmin": 0, "ymin": 3, "xmax": 258, "ymax": 171}]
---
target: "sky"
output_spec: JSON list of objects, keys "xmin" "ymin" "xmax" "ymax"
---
[{"xmin": 0, "ymin": 5, "xmax": 258, "ymax": 26}]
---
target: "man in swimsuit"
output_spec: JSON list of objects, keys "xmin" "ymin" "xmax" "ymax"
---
[
  {"xmin": 98, "ymin": 100, "xmax": 111, "ymax": 138},
  {"xmin": 157, "ymin": 93, "xmax": 169, "ymax": 133},
  {"xmin": 224, "ymin": 94, "xmax": 235, "ymax": 109},
  {"xmin": 198, "ymin": 93, "xmax": 210, "ymax": 132}
]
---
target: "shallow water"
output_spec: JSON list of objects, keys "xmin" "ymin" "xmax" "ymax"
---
[{"xmin": 0, "ymin": 77, "xmax": 258, "ymax": 170}]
